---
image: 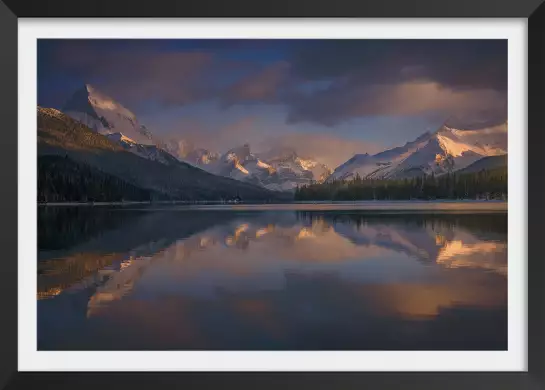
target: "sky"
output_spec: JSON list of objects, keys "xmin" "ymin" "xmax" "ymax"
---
[{"xmin": 37, "ymin": 39, "xmax": 507, "ymax": 167}]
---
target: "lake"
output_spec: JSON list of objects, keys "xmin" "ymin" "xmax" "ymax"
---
[{"xmin": 37, "ymin": 202, "xmax": 507, "ymax": 350}]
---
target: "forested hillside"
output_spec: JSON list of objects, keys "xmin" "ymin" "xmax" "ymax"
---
[
  {"xmin": 38, "ymin": 155, "xmax": 162, "ymax": 202},
  {"xmin": 295, "ymin": 167, "xmax": 507, "ymax": 201}
]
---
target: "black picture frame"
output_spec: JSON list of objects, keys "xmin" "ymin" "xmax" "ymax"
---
[{"xmin": 0, "ymin": 0, "xmax": 541, "ymax": 388}]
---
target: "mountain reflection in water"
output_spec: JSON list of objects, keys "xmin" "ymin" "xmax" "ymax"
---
[{"xmin": 38, "ymin": 206, "xmax": 507, "ymax": 350}]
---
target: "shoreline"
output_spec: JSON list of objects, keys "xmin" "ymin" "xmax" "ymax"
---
[
  {"xmin": 37, "ymin": 199, "xmax": 508, "ymax": 211},
  {"xmin": 38, "ymin": 200, "xmax": 268, "ymax": 206}
]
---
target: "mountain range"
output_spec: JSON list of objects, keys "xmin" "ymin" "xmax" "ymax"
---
[
  {"xmin": 39, "ymin": 84, "xmax": 508, "ymax": 201},
  {"xmin": 37, "ymin": 106, "xmax": 284, "ymax": 201},
  {"xmin": 187, "ymin": 143, "xmax": 332, "ymax": 191},
  {"xmin": 60, "ymin": 84, "xmax": 332, "ymax": 191}
]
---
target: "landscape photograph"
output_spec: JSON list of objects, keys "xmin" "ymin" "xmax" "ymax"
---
[{"xmin": 37, "ymin": 39, "xmax": 508, "ymax": 350}]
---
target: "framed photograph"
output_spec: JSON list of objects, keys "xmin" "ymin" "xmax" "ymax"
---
[{"xmin": 1, "ymin": 0, "xmax": 542, "ymax": 388}]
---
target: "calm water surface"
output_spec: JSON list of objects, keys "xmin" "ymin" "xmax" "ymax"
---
[{"xmin": 37, "ymin": 202, "xmax": 507, "ymax": 350}]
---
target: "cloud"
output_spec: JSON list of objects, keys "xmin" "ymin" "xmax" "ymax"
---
[
  {"xmin": 41, "ymin": 39, "xmax": 508, "ymax": 128},
  {"xmin": 284, "ymin": 39, "xmax": 508, "ymax": 125},
  {"xmin": 47, "ymin": 40, "xmax": 224, "ymax": 108},
  {"xmin": 289, "ymin": 39, "xmax": 507, "ymax": 91},
  {"xmin": 221, "ymin": 61, "xmax": 291, "ymax": 105},
  {"xmin": 286, "ymin": 81, "xmax": 507, "ymax": 126},
  {"xmin": 47, "ymin": 41, "xmax": 293, "ymax": 110},
  {"xmin": 152, "ymin": 112, "xmax": 380, "ymax": 167},
  {"xmin": 256, "ymin": 133, "xmax": 382, "ymax": 168},
  {"xmin": 156, "ymin": 115, "xmax": 262, "ymax": 154}
]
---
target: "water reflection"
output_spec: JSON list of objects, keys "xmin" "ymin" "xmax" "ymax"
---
[{"xmin": 38, "ymin": 206, "xmax": 507, "ymax": 350}]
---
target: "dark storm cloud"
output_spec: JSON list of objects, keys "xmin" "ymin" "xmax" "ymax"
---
[
  {"xmin": 40, "ymin": 39, "xmax": 508, "ymax": 127},
  {"xmin": 284, "ymin": 79, "xmax": 507, "ymax": 126},
  {"xmin": 289, "ymin": 40, "xmax": 507, "ymax": 91},
  {"xmin": 43, "ymin": 40, "xmax": 295, "ymax": 111},
  {"xmin": 282, "ymin": 40, "xmax": 507, "ymax": 126},
  {"xmin": 44, "ymin": 40, "xmax": 244, "ymax": 108}
]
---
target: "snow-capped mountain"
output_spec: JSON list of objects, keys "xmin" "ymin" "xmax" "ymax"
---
[
  {"xmin": 63, "ymin": 84, "xmax": 201, "ymax": 167},
  {"xmin": 193, "ymin": 144, "xmax": 332, "ymax": 191},
  {"xmin": 257, "ymin": 146, "xmax": 332, "ymax": 184},
  {"xmin": 329, "ymin": 121, "xmax": 507, "ymax": 181},
  {"xmin": 63, "ymin": 84, "xmax": 156, "ymax": 145},
  {"xmin": 105, "ymin": 133, "xmax": 180, "ymax": 165}
]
